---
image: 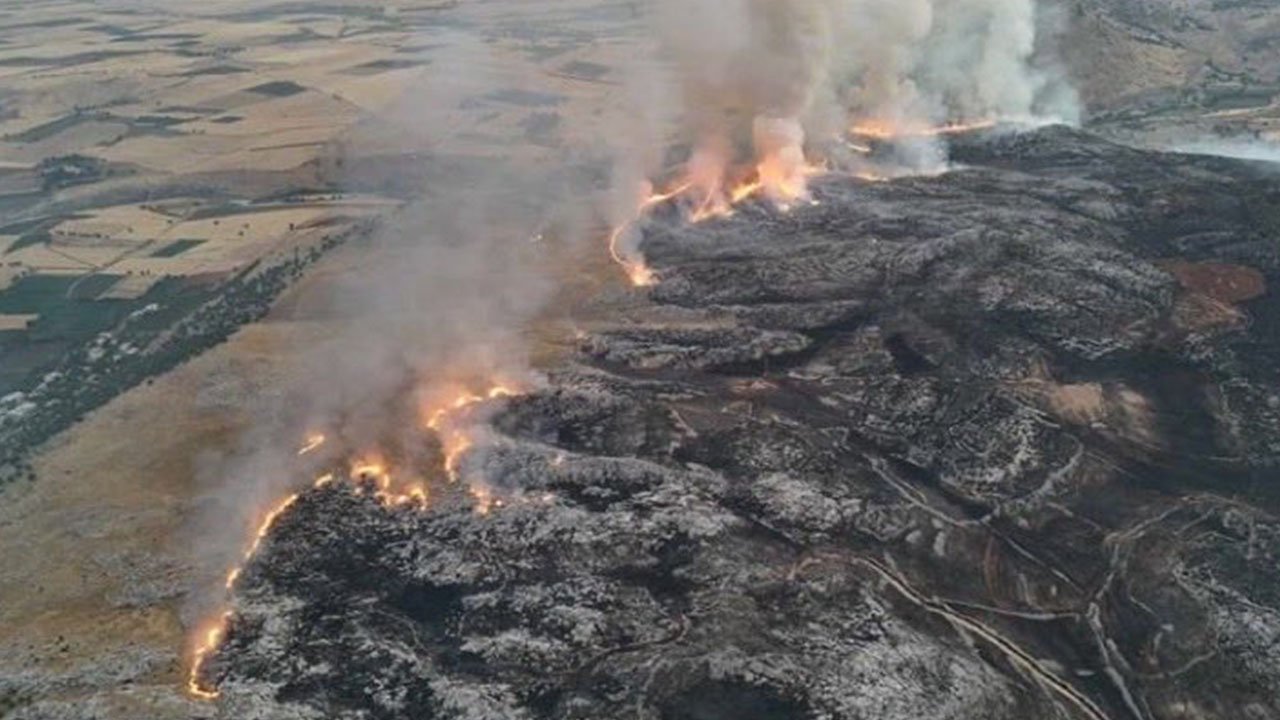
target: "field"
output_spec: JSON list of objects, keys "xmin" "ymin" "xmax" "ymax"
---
[{"xmin": 0, "ymin": 0, "xmax": 654, "ymax": 717}]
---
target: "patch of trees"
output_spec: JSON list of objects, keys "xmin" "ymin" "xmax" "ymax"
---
[{"xmin": 37, "ymin": 154, "xmax": 107, "ymax": 191}]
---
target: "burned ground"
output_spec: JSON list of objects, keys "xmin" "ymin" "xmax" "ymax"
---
[{"xmin": 201, "ymin": 126, "xmax": 1280, "ymax": 720}]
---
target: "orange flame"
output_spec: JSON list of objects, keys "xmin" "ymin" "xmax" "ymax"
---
[
  {"xmin": 225, "ymin": 493, "xmax": 300, "ymax": 590},
  {"xmin": 423, "ymin": 383, "xmax": 519, "ymax": 483},
  {"xmin": 349, "ymin": 458, "xmax": 429, "ymax": 507},
  {"xmin": 189, "ymin": 485, "xmax": 306, "ymax": 699},
  {"xmin": 296, "ymin": 433, "xmax": 326, "ymax": 456},
  {"xmin": 605, "ymin": 134, "xmax": 831, "ymax": 282},
  {"xmin": 187, "ymin": 610, "xmax": 232, "ymax": 700},
  {"xmin": 351, "ymin": 459, "xmax": 391, "ymax": 490},
  {"xmin": 686, "ymin": 160, "xmax": 825, "ymax": 223},
  {"xmin": 189, "ymin": 383, "xmax": 525, "ymax": 699},
  {"xmin": 848, "ymin": 118, "xmax": 998, "ymax": 141},
  {"xmin": 607, "ymin": 182, "xmax": 691, "ymax": 287},
  {"xmin": 471, "ymin": 484, "xmax": 496, "ymax": 516}
]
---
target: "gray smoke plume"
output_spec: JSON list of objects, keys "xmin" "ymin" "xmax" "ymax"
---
[
  {"xmin": 616, "ymin": 0, "xmax": 1079, "ymax": 189},
  {"xmin": 187, "ymin": 0, "xmax": 1084, "ymax": 635},
  {"xmin": 185, "ymin": 24, "xmax": 581, "ymax": 627}
]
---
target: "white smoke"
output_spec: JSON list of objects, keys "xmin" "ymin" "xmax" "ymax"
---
[
  {"xmin": 188, "ymin": 0, "xmax": 1086, "ymax": 628},
  {"xmin": 185, "ymin": 24, "xmax": 577, "ymax": 626},
  {"xmin": 620, "ymin": 0, "xmax": 1079, "ymax": 186}
]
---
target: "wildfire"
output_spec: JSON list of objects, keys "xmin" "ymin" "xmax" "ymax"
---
[
  {"xmin": 471, "ymin": 484, "xmax": 496, "ymax": 516},
  {"xmin": 351, "ymin": 458, "xmax": 391, "ymax": 489},
  {"xmin": 296, "ymin": 433, "xmax": 326, "ymax": 456},
  {"xmin": 187, "ymin": 611, "xmax": 232, "ymax": 700},
  {"xmin": 189, "ymin": 485, "xmax": 307, "ymax": 700},
  {"xmin": 425, "ymin": 385, "xmax": 518, "ymax": 431},
  {"xmin": 442, "ymin": 435, "xmax": 472, "ymax": 482},
  {"xmin": 226, "ymin": 493, "xmax": 300, "ymax": 589},
  {"xmin": 603, "ymin": 115, "xmax": 1004, "ymax": 286},
  {"xmin": 848, "ymin": 118, "xmax": 999, "ymax": 141},
  {"xmin": 471, "ymin": 484, "xmax": 556, "ymax": 516},
  {"xmin": 607, "ymin": 182, "xmax": 691, "ymax": 287},
  {"xmin": 349, "ymin": 456, "xmax": 433, "ymax": 508},
  {"xmin": 188, "ymin": 383, "xmax": 525, "ymax": 701},
  {"xmin": 608, "ymin": 225, "xmax": 658, "ymax": 287},
  {"xmin": 687, "ymin": 158, "xmax": 826, "ymax": 223},
  {"xmin": 606, "ymin": 151, "xmax": 827, "ymax": 283}
]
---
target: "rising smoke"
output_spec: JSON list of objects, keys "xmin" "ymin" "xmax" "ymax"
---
[
  {"xmin": 617, "ymin": 0, "xmax": 1078, "ymax": 192},
  {"xmin": 186, "ymin": 26, "xmax": 582, "ymax": 629},
  {"xmin": 1172, "ymin": 137, "xmax": 1280, "ymax": 165},
  {"xmin": 606, "ymin": 0, "xmax": 1078, "ymax": 271},
  {"xmin": 187, "ymin": 0, "xmax": 1082, "ymax": 653}
]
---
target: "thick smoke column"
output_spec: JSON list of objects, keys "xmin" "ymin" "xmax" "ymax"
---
[
  {"xmin": 837, "ymin": 0, "xmax": 935, "ymax": 124},
  {"xmin": 653, "ymin": 0, "xmax": 833, "ymax": 206},
  {"xmin": 622, "ymin": 0, "xmax": 1077, "ymax": 192},
  {"xmin": 917, "ymin": 0, "xmax": 1076, "ymax": 122},
  {"xmin": 185, "ymin": 26, "xmax": 576, "ymax": 658}
]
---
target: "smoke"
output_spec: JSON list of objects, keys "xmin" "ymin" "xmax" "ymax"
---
[
  {"xmin": 185, "ymin": 25, "xmax": 581, "ymax": 623},
  {"xmin": 184, "ymin": 0, "xmax": 1084, "ymax": 636},
  {"xmin": 615, "ymin": 0, "xmax": 1079, "ymax": 190},
  {"xmin": 650, "ymin": 0, "xmax": 832, "ymax": 203}
]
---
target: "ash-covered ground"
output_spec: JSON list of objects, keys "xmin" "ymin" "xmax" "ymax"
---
[{"xmin": 200, "ymin": 126, "xmax": 1280, "ymax": 720}]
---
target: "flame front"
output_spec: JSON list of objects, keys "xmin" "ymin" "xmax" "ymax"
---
[
  {"xmin": 187, "ymin": 383, "xmax": 528, "ymax": 701},
  {"xmin": 848, "ymin": 118, "xmax": 999, "ymax": 141},
  {"xmin": 607, "ymin": 182, "xmax": 691, "ymax": 287},
  {"xmin": 188, "ymin": 488, "xmax": 304, "ymax": 699},
  {"xmin": 187, "ymin": 611, "xmax": 231, "ymax": 700},
  {"xmin": 424, "ymin": 383, "xmax": 518, "ymax": 482},
  {"xmin": 606, "ymin": 140, "xmax": 827, "ymax": 283}
]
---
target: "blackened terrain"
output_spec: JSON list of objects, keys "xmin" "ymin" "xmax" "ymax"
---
[{"xmin": 206, "ymin": 127, "xmax": 1280, "ymax": 720}]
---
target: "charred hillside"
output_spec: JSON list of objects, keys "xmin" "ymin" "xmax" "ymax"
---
[{"xmin": 201, "ymin": 126, "xmax": 1280, "ymax": 720}]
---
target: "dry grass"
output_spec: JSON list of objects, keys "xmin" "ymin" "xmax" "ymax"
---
[
  {"xmin": 0, "ymin": 1, "xmax": 652, "ymax": 716},
  {"xmin": 0, "ymin": 313, "xmax": 36, "ymax": 331}
]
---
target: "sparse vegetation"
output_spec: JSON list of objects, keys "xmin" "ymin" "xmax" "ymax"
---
[
  {"xmin": 0, "ymin": 221, "xmax": 370, "ymax": 485},
  {"xmin": 36, "ymin": 153, "xmax": 106, "ymax": 191}
]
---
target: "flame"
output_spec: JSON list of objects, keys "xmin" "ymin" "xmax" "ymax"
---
[
  {"xmin": 608, "ymin": 225, "xmax": 657, "ymax": 287},
  {"xmin": 688, "ymin": 185, "xmax": 736, "ymax": 223},
  {"xmin": 187, "ymin": 610, "xmax": 232, "ymax": 700},
  {"xmin": 606, "ymin": 182, "xmax": 690, "ymax": 287},
  {"xmin": 350, "ymin": 458, "xmax": 431, "ymax": 507},
  {"xmin": 687, "ymin": 160, "xmax": 825, "ymax": 223},
  {"xmin": 425, "ymin": 385, "xmax": 518, "ymax": 431},
  {"xmin": 296, "ymin": 433, "xmax": 326, "ymax": 456},
  {"xmin": 848, "ymin": 118, "xmax": 998, "ymax": 141},
  {"xmin": 227, "ymin": 493, "xmax": 301, "ymax": 590},
  {"xmin": 188, "ymin": 485, "xmax": 307, "ymax": 699},
  {"xmin": 351, "ymin": 458, "xmax": 391, "ymax": 490},
  {"xmin": 423, "ymin": 383, "xmax": 519, "ymax": 483},
  {"xmin": 443, "ymin": 435, "xmax": 473, "ymax": 482},
  {"xmin": 604, "ymin": 119, "xmax": 831, "ymax": 284},
  {"xmin": 471, "ymin": 484, "xmax": 496, "ymax": 516}
]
